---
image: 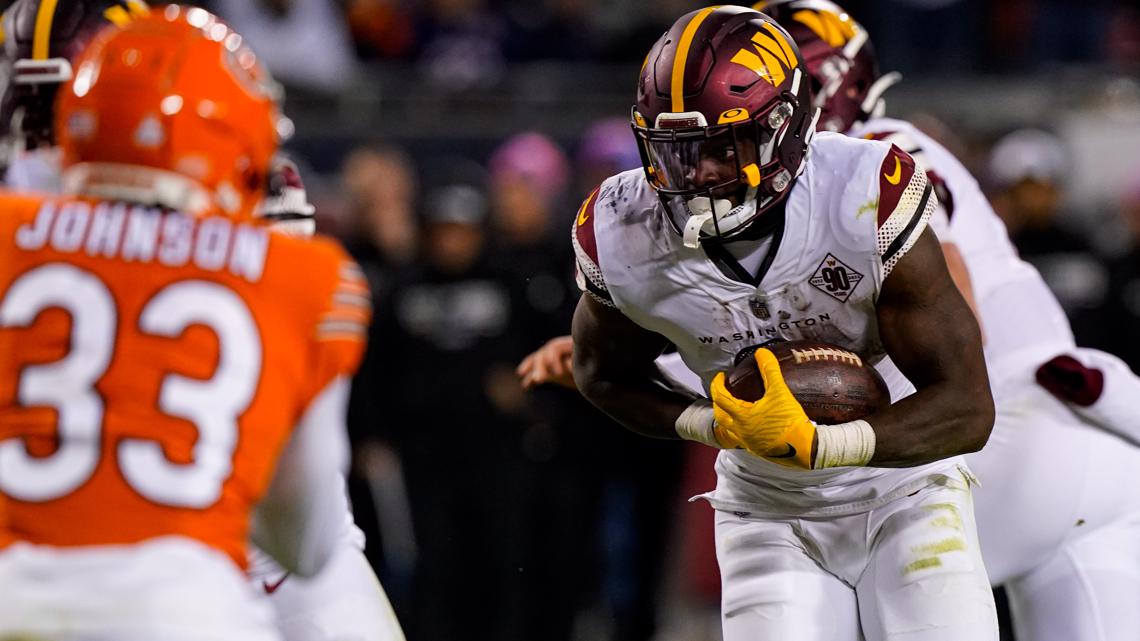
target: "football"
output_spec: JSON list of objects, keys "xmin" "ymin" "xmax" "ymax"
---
[{"xmin": 725, "ymin": 340, "xmax": 890, "ymax": 424}]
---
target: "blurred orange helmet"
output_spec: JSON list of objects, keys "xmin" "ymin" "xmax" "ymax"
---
[{"xmin": 54, "ymin": 5, "xmax": 282, "ymax": 218}]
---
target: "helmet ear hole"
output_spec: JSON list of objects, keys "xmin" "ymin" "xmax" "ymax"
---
[{"xmin": 244, "ymin": 164, "xmax": 264, "ymax": 194}]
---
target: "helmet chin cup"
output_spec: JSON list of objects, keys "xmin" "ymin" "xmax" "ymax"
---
[{"xmin": 681, "ymin": 192, "xmax": 760, "ymax": 248}]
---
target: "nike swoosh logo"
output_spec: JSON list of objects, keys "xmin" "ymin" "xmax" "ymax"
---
[
  {"xmin": 576, "ymin": 201, "xmax": 590, "ymax": 226},
  {"xmin": 884, "ymin": 156, "xmax": 902, "ymax": 185},
  {"xmin": 771, "ymin": 443, "xmax": 797, "ymax": 458},
  {"xmin": 263, "ymin": 574, "xmax": 290, "ymax": 594}
]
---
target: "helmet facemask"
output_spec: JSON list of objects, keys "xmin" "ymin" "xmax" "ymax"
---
[
  {"xmin": 633, "ymin": 92, "xmax": 812, "ymax": 248},
  {"xmin": 0, "ymin": 57, "xmax": 72, "ymax": 178}
]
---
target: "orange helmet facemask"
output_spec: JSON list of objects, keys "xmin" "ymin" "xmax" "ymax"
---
[{"xmin": 54, "ymin": 5, "xmax": 283, "ymax": 219}]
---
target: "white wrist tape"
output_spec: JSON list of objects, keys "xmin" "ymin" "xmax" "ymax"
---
[
  {"xmin": 814, "ymin": 419, "xmax": 876, "ymax": 468},
  {"xmin": 674, "ymin": 399, "xmax": 723, "ymax": 449}
]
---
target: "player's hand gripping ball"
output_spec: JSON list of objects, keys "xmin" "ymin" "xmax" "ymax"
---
[
  {"xmin": 725, "ymin": 340, "xmax": 890, "ymax": 422},
  {"xmin": 710, "ymin": 341, "xmax": 889, "ymax": 468}
]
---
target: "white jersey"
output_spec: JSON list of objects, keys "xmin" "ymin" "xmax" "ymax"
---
[
  {"xmin": 574, "ymin": 132, "xmax": 966, "ymax": 515},
  {"xmin": 850, "ymin": 118, "xmax": 1076, "ymax": 387}
]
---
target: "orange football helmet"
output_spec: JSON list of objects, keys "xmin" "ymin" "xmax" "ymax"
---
[{"xmin": 54, "ymin": 5, "xmax": 282, "ymax": 218}]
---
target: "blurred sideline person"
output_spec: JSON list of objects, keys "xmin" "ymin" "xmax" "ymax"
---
[
  {"xmin": 498, "ymin": 130, "xmax": 686, "ymax": 641},
  {"xmin": 759, "ymin": 2, "xmax": 1140, "ymax": 639},
  {"xmin": 568, "ymin": 6, "xmax": 998, "ymax": 641},
  {"xmin": 0, "ymin": 7, "xmax": 366, "ymax": 641},
  {"xmin": 486, "ymin": 133, "xmax": 597, "ymax": 641},
  {"xmin": 250, "ymin": 156, "xmax": 406, "ymax": 641},
  {"xmin": 574, "ymin": 117, "xmax": 644, "ymax": 196},
  {"xmin": 338, "ymin": 146, "xmax": 419, "ymax": 270},
  {"xmin": 368, "ymin": 180, "xmax": 535, "ymax": 641},
  {"xmin": 986, "ymin": 128, "xmax": 1109, "ymax": 339},
  {"xmin": 1102, "ymin": 177, "xmax": 1140, "ymax": 371},
  {"xmin": 0, "ymin": 3, "xmax": 406, "ymax": 640},
  {"xmin": 335, "ymin": 145, "xmax": 423, "ymax": 607}
]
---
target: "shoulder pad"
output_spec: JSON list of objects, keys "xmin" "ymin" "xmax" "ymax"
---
[
  {"xmin": 863, "ymin": 128, "xmax": 955, "ymax": 220},
  {"xmin": 876, "ymin": 145, "xmax": 935, "ymax": 278},
  {"xmin": 570, "ymin": 186, "xmax": 615, "ymax": 307}
]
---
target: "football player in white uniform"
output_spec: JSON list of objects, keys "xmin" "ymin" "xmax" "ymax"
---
[
  {"xmin": 0, "ymin": 2, "xmax": 404, "ymax": 640},
  {"xmin": 755, "ymin": 2, "xmax": 1140, "ymax": 639},
  {"xmin": 569, "ymin": 6, "xmax": 998, "ymax": 640}
]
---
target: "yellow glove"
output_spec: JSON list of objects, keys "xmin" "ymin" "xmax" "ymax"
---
[{"xmin": 709, "ymin": 348, "xmax": 817, "ymax": 469}]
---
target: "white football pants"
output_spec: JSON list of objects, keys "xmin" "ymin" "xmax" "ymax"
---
[
  {"xmin": 0, "ymin": 537, "xmax": 280, "ymax": 641},
  {"xmin": 716, "ymin": 470, "xmax": 998, "ymax": 641},
  {"xmin": 262, "ymin": 545, "xmax": 405, "ymax": 641},
  {"xmin": 967, "ymin": 374, "xmax": 1140, "ymax": 641}
]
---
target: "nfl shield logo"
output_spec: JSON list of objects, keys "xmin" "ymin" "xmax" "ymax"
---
[{"xmin": 749, "ymin": 295, "xmax": 770, "ymax": 320}]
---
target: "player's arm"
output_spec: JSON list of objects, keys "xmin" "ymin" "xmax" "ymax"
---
[
  {"xmin": 867, "ymin": 228, "xmax": 994, "ymax": 466},
  {"xmin": 923, "ymin": 181, "xmax": 985, "ymax": 339},
  {"xmin": 866, "ymin": 132, "xmax": 985, "ymax": 337},
  {"xmin": 940, "ymin": 241, "xmax": 983, "ymax": 340},
  {"xmin": 570, "ymin": 184, "xmax": 735, "ymax": 447},
  {"xmin": 572, "ymin": 294, "xmax": 729, "ymax": 446},
  {"xmin": 251, "ymin": 376, "xmax": 353, "ymax": 577},
  {"xmin": 253, "ymin": 247, "xmax": 371, "ymax": 576}
]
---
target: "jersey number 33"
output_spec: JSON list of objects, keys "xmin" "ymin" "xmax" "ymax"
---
[{"xmin": 0, "ymin": 263, "xmax": 259, "ymax": 508}]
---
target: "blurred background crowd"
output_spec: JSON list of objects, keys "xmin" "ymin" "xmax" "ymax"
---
[{"xmin": 150, "ymin": 1, "xmax": 1140, "ymax": 639}]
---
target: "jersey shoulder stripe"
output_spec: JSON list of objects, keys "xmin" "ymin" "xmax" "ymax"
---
[
  {"xmin": 862, "ymin": 128, "xmax": 956, "ymax": 221},
  {"xmin": 317, "ymin": 257, "xmax": 372, "ymax": 342},
  {"xmin": 571, "ymin": 186, "xmax": 616, "ymax": 307},
  {"xmin": 876, "ymin": 144, "xmax": 918, "ymax": 228},
  {"xmin": 875, "ymin": 145, "xmax": 935, "ymax": 277}
]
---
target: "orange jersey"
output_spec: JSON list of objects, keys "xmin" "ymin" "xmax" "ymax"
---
[{"xmin": 0, "ymin": 194, "xmax": 370, "ymax": 568}]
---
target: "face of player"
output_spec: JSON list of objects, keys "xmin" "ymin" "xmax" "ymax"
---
[
  {"xmin": 640, "ymin": 118, "xmax": 777, "ymax": 243},
  {"xmin": 691, "ymin": 134, "xmax": 758, "ymax": 199},
  {"xmin": 649, "ymin": 128, "xmax": 759, "ymax": 199}
]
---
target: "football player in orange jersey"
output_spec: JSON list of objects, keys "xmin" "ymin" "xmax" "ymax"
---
[
  {"xmin": 0, "ymin": 3, "xmax": 407, "ymax": 640},
  {"xmin": 0, "ymin": 6, "xmax": 372, "ymax": 641}
]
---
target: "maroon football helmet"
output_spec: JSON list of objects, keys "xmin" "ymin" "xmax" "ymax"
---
[
  {"xmin": 0, "ymin": 0, "xmax": 149, "ymax": 153},
  {"xmin": 632, "ymin": 5, "xmax": 817, "ymax": 246},
  {"xmin": 755, "ymin": 0, "xmax": 899, "ymax": 133}
]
